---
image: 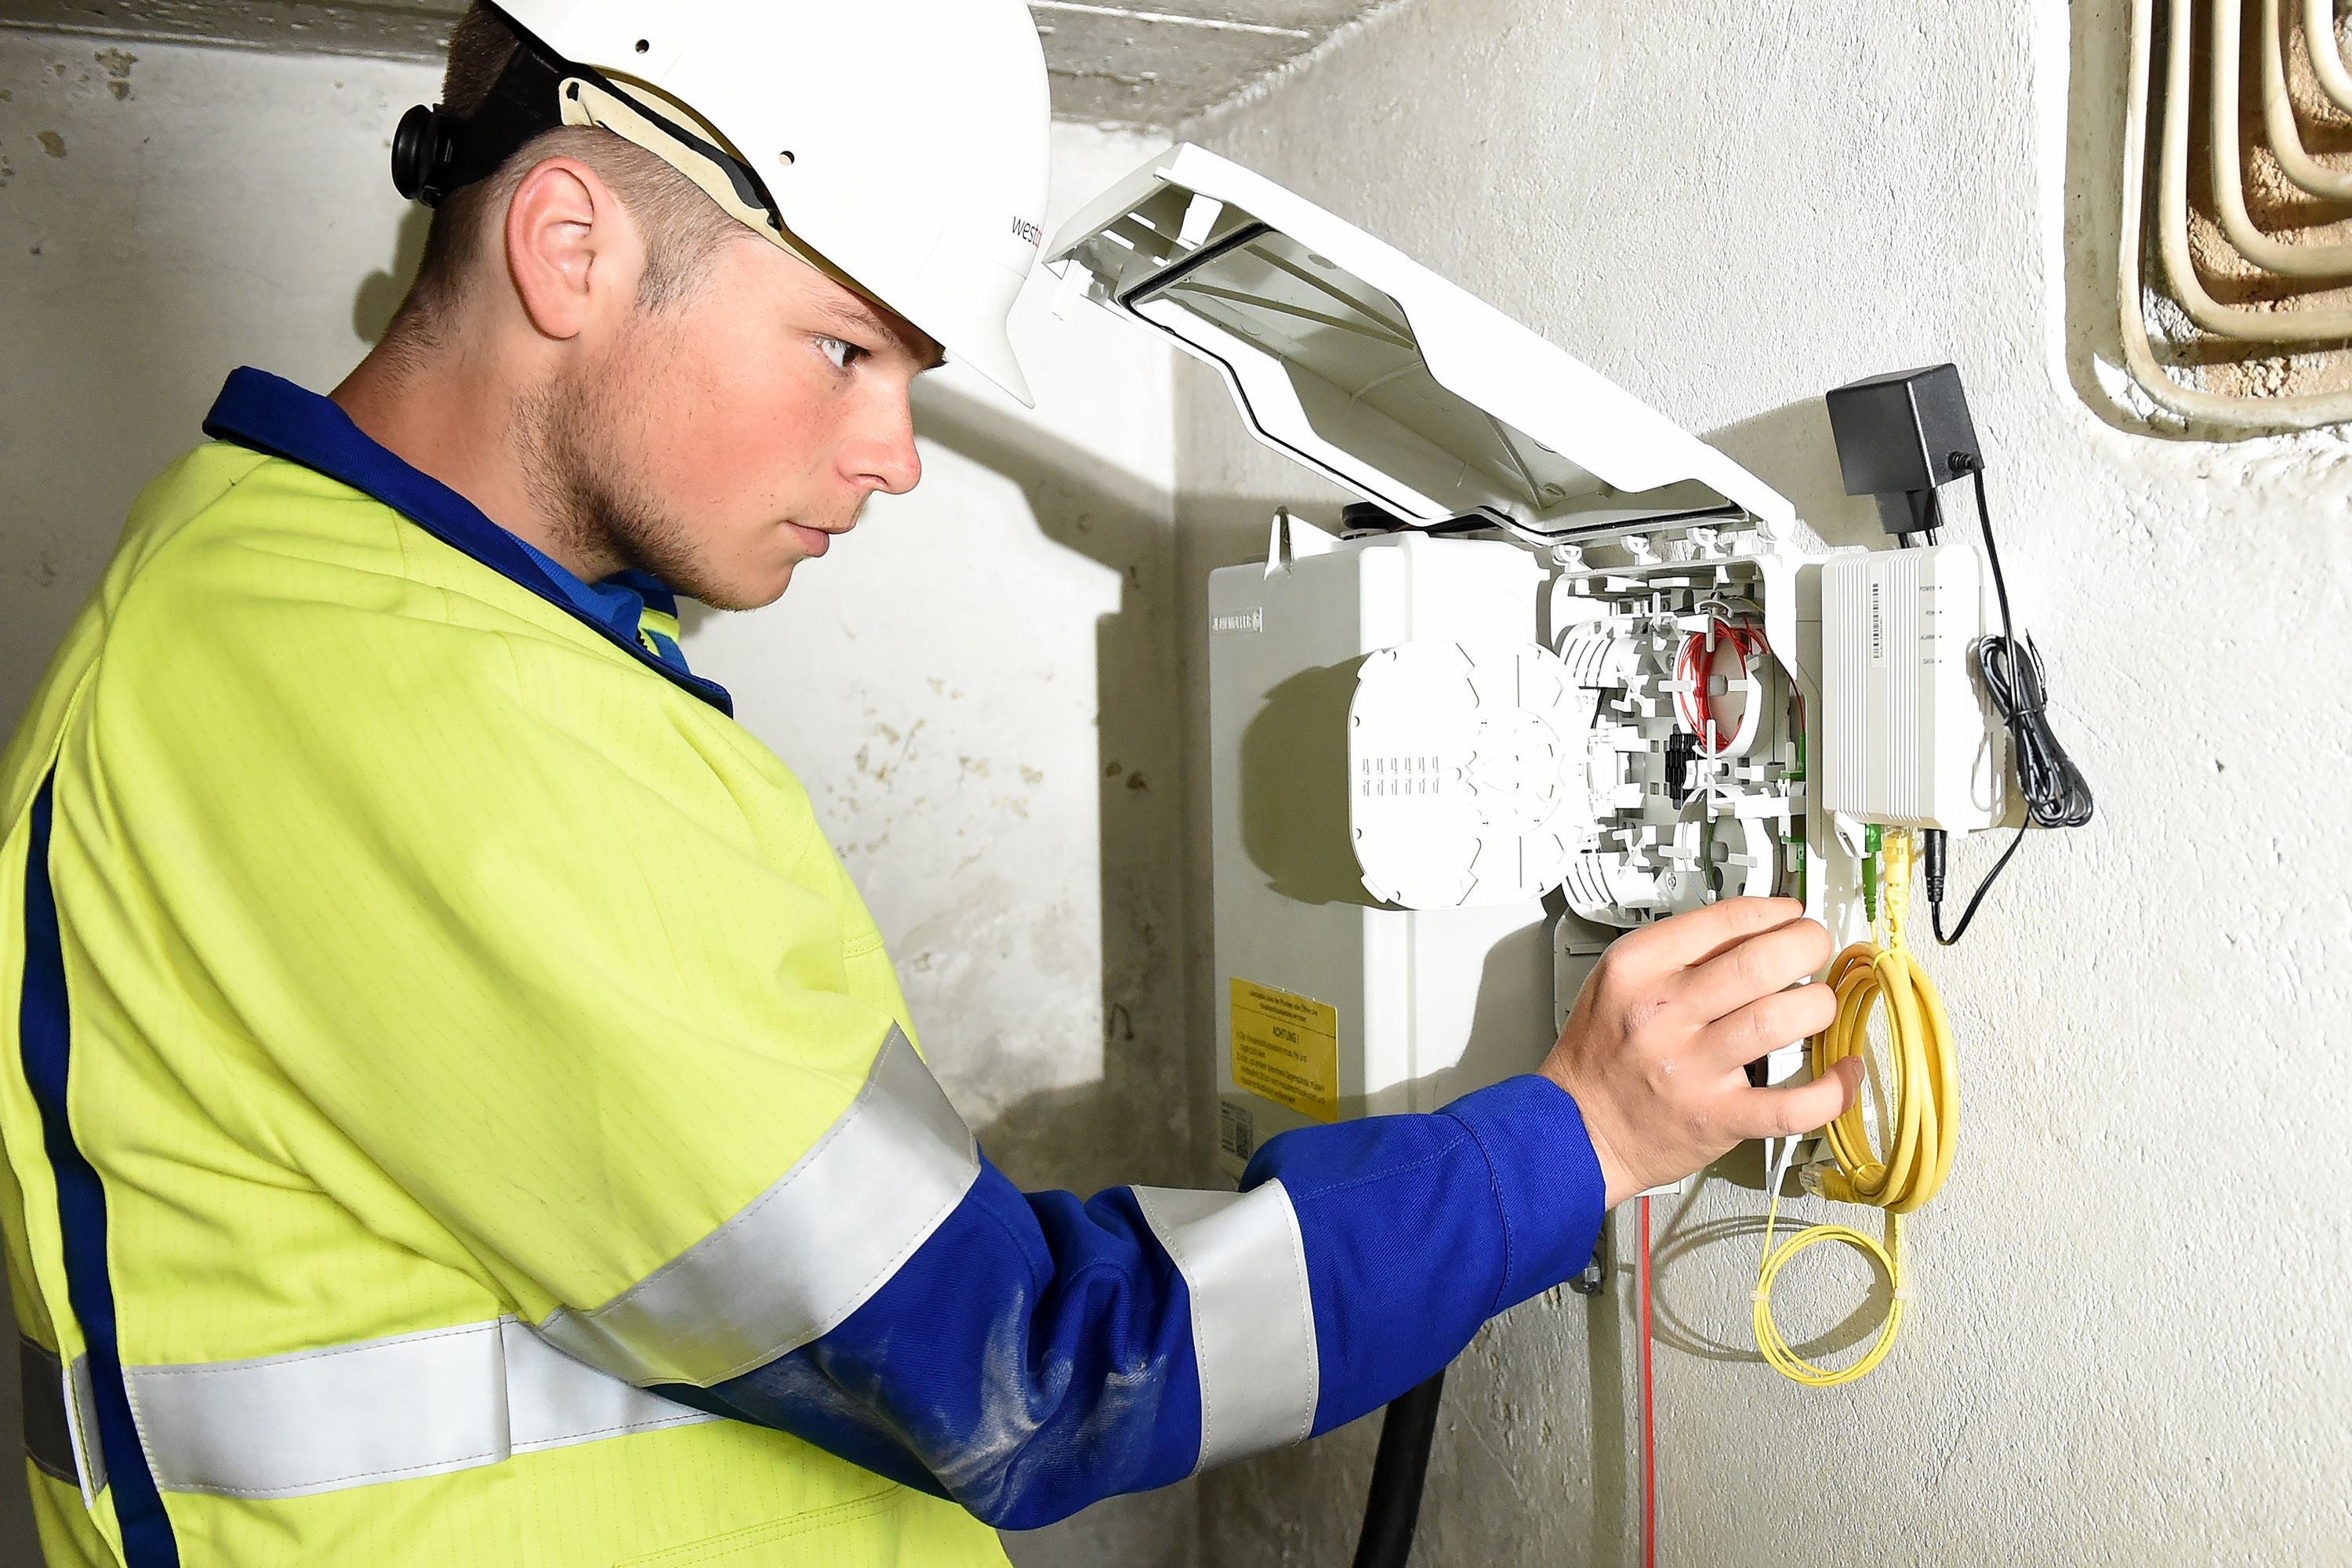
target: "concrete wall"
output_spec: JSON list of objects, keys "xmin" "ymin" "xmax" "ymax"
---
[
  {"xmin": 1174, "ymin": 2, "xmax": 2351, "ymax": 1565},
  {"xmin": 0, "ymin": 33, "xmax": 1189, "ymax": 1568},
  {"xmin": 13, "ymin": 5, "xmax": 2350, "ymax": 1566}
]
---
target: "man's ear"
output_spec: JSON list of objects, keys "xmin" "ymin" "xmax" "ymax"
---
[{"xmin": 504, "ymin": 157, "xmax": 635, "ymax": 342}]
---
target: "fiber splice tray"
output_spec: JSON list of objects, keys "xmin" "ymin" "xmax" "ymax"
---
[{"xmin": 1048, "ymin": 145, "xmax": 1875, "ymax": 1178}]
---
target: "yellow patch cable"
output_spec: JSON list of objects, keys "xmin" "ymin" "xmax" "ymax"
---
[{"xmin": 1752, "ymin": 829, "xmax": 1959, "ymax": 1386}]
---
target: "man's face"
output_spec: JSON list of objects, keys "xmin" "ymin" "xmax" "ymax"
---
[{"xmin": 527, "ymin": 236, "xmax": 940, "ymax": 611}]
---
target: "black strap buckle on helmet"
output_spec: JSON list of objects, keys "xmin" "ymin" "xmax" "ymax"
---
[{"xmin": 390, "ymin": 29, "xmax": 567, "ymax": 207}]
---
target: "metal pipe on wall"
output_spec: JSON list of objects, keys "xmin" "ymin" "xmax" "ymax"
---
[
  {"xmin": 2212, "ymin": 0, "xmax": 2352, "ymax": 275},
  {"xmin": 2303, "ymin": 0, "xmax": 2352, "ymax": 114},
  {"xmin": 2158, "ymin": 0, "xmax": 2352, "ymax": 338},
  {"xmin": 2120, "ymin": 0, "xmax": 2352, "ymax": 426},
  {"xmin": 2260, "ymin": 0, "xmax": 2352, "ymax": 201}
]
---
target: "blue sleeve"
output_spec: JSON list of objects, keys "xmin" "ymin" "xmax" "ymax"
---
[
  {"xmin": 1271, "ymin": 1073, "xmax": 1608, "ymax": 1437},
  {"xmin": 666, "ymin": 1073, "xmax": 1605, "ymax": 1530}
]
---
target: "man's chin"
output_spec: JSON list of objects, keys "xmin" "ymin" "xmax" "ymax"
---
[
  {"xmin": 652, "ymin": 543, "xmax": 805, "ymax": 613},
  {"xmin": 699, "ymin": 562, "xmax": 797, "ymax": 612}
]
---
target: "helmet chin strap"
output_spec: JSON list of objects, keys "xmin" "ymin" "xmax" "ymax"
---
[
  {"xmin": 555, "ymin": 75, "xmax": 876, "ymax": 301},
  {"xmin": 552, "ymin": 77, "xmax": 783, "ymax": 245}
]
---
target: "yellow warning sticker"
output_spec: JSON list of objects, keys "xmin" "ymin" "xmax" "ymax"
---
[{"xmin": 1229, "ymin": 978, "xmax": 1340, "ymax": 1124}]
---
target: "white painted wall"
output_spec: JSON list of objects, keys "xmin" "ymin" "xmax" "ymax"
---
[
  {"xmin": 1173, "ymin": 2, "xmax": 2352, "ymax": 1565},
  {"xmin": 21, "ymin": 6, "xmax": 2343, "ymax": 1566},
  {"xmin": 0, "ymin": 33, "xmax": 1190, "ymax": 1568}
]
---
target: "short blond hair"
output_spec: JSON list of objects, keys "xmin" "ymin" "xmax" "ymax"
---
[{"xmin": 389, "ymin": 4, "xmax": 745, "ymax": 335}]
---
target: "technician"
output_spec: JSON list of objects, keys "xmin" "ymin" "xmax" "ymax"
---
[{"xmin": 0, "ymin": 2, "xmax": 1860, "ymax": 1563}]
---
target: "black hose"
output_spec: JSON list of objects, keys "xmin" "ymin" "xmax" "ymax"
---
[{"xmin": 1350, "ymin": 1369, "xmax": 1446, "ymax": 1568}]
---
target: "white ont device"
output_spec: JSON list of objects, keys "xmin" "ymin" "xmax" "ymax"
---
[{"xmin": 1820, "ymin": 544, "xmax": 2015, "ymax": 834}]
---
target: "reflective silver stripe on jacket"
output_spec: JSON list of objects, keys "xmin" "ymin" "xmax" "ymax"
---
[
  {"xmin": 540, "ymin": 1025, "xmax": 982, "ymax": 1388},
  {"xmin": 124, "ymin": 1319, "xmax": 715, "ymax": 1500},
  {"xmin": 1131, "ymin": 1180, "xmax": 1319, "ymax": 1472}
]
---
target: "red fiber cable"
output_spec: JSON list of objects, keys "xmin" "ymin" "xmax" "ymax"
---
[
  {"xmin": 1675, "ymin": 619, "xmax": 1763, "ymax": 759},
  {"xmin": 1639, "ymin": 1196, "xmax": 1657, "ymax": 1568}
]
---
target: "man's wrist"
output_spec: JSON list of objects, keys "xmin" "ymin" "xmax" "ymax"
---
[{"xmin": 1536, "ymin": 1061, "xmax": 1634, "ymax": 1210}]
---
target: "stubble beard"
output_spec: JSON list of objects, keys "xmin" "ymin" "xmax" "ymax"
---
[{"xmin": 516, "ymin": 333, "xmax": 763, "ymax": 612}]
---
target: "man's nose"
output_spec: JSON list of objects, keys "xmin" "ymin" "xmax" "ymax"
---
[{"xmin": 845, "ymin": 386, "xmax": 923, "ymax": 497}]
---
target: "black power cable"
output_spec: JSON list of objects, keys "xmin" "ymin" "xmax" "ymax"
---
[
  {"xmin": 1351, "ymin": 1370, "xmax": 1447, "ymax": 1568},
  {"xmin": 1922, "ymin": 461, "xmax": 2094, "ymax": 946}
]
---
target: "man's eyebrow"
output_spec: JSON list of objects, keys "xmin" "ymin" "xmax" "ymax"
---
[{"xmin": 813, "ymin": 296, "xmax": 944, "ymax": 368}]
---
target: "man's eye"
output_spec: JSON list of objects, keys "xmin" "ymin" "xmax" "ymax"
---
[{"xmin": 817, "ymin": 336, "xmax": 869, "ymax": 372}]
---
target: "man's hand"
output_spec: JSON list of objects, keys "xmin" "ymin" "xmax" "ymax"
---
[{"xmin": 1540, "ymin": 897, "xmax": 1861, "ymax": 1209}]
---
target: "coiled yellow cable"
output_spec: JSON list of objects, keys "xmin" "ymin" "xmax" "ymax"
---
[{"xmin": 1753, "ymin": 830, "xmax": 1958, "ymax": 1386}]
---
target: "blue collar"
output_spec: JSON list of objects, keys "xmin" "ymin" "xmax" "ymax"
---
[{"xmin": 202, "ymin": 368, "xmax": 733, "ymax": 717}]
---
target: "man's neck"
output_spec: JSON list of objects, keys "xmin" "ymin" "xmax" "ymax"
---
[{"xmin": 331, "ymin": 336, "xmax": 618, "ymax": 584}]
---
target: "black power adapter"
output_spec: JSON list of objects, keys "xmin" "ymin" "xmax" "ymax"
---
[
  {"xmin": 1818, "ymin": 365, "xmax": 2092, "ymax": 945},
  {"xmin": 1825, "ymin": 363, "xmax": 1983, "ymax": 539}
]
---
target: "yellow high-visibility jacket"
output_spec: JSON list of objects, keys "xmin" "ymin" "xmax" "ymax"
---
[
  {"xmin": 0, "ymin": 369, "xmax": 1605, "ymax": 1568},
  {"xmin": 0, "ymin": 371, "xmax": 1011, "ymax": 1566}
]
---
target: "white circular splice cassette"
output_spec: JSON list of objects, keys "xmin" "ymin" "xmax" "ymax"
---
[{"xmin": 1348, "ymin": 641, "xmax": 1599, "ymax": 908}]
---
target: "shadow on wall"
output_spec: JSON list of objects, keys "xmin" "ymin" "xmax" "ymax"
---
[
  {"xmin": 895, "ymin": 383, "xmax": 1200, "ymax": 1202},
  {"xmin": 354, "ymin": 203, "xmax": 432, "ymax": 345},
  {"xmin": 885, "ymin": 383, "xmax": 1199, "ymax": 1568},
  {"xmin": 1707, "ymin": 394, "xmax": 1900, "ymax": 549},
  {"xmin": 1239, "ymin": 657, "xmax": 1375, "ymax": 909},
  {"xmin": 1167, "ymin": 484, "xmax": 1337, "ymax": 1134},
  {"xmin": 1647, "ymin": 1181, "xmax": 1895, "ymax": 1367}
]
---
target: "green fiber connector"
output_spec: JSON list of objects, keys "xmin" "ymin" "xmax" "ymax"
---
[{"xmin": 1861, "ymin": 825, "xmax": 1882, "ymax": 922}]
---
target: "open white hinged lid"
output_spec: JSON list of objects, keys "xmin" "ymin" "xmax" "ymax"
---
[{"xmin": 1047, "ymin": 143, "xmax": 1796, "ymax": 539}]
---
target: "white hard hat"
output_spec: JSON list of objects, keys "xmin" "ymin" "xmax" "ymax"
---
[{"xmin": 396, "ymin": 0, "xmax": 1051, "ymax": 405}]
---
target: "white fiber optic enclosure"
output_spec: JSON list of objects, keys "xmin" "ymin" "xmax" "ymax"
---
[
  {"xmin": 1203, "ymin": 519, "xmax": 1556, "ymax": 1176},
  {"xmin": 1049, "ymin": 142, "xmax": 1890, "ymax": 1178}
]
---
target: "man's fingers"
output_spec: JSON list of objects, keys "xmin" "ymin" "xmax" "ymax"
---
[
  {"xmin": 1674, "ymin": 917, "xmax": 1835, "ymax": 1024},
  {"xmin": 1696, "ymin": 982, "xmax": 1838, "ymax": 1069},
  {"xmin": 1722, "ymin": 1058, "xmax": 1863, "ymax": 1142},
  {"xmin": 1608, "ymin": 896, "xmax": 1806, "ymax": 973}
]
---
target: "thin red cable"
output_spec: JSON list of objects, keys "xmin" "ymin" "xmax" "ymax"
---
[{"xmin": 1639, "ymin": 1196, "xmax": 1657, "ymax": 1568}]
